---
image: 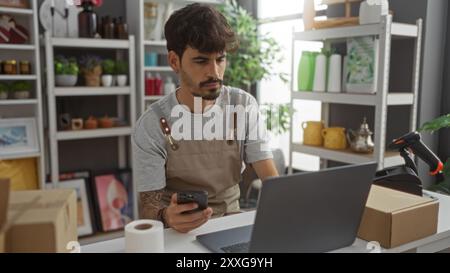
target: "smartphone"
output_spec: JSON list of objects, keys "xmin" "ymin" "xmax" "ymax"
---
[{"xmin": 177, "ymin": 191, "xmax": 208, "ymax": 213}]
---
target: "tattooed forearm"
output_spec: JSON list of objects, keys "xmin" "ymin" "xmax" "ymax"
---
[{"xmin": 139, "ymin": 190, "xmax": 165, "ymax": 220}]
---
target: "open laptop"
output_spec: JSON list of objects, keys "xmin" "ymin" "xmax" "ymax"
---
[{"xmin": 196, "ymin": 162, "xmax": 377, "ymax": 253}]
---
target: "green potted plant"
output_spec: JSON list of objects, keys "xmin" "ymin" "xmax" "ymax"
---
[
  {"xmin": 219, "ymin": 0, "xmax": 287, "ymax": 91},
  {"xmin": 261, "ymin": 103, "xmax": 295, "ymax": 137},
  {"xmin": 101, "ymin": 59, "xmax": 115, "ymax": 87},
  {"xmin": 419, "ymin": 114, "xmax": 450, "ymax": 195},
  {"xmin": 0, "ymin": 82, "xmax": 9, "ymax": 100},
  {"xmin": 115, "ymin": 60, "xmax": 128, "ymax": 87},
  {"xmin": 11, "ymin": 81, "xmax": 33, "ymax": 100},
  {"xmin": 79, "ymin": 55, "xmax": 102, "ymax": 87},
  {"xmin": 55, "ymin": 55, "xmax": 79, "ymax": 87}
]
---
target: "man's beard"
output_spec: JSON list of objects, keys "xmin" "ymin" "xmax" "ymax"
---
[
  {"xmin": 193, "ymin": 79, "xmax": 224, "ymax": 101},
  {"xmin": 180, "ymin": 69, "xmax": 224, "ymax": 101}
]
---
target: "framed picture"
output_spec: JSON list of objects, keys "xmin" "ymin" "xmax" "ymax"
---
[
  {"xmin": 345, "ymin": 37, "xmax": 379, "ymax": 94},
  {"xmin": 0, "ymin": 118, "xmax": 39, "ymax": 157},
  {"xmin": 93, "ymin": 170, "xmax": 133, "ymax": 232},
  {"xmin": 58, "ymin": 178, "xmax": 94, "ymax": 237}
]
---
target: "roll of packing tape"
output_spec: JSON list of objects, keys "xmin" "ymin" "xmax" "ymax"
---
[{"xmin": 125, "ymin": 220, "xmax": 164, "ymax": 253}]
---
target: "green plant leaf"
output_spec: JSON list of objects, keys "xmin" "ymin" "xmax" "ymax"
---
[{"xmin": 419, "ymin": 114, "xmax": 450, "ymax": 133}]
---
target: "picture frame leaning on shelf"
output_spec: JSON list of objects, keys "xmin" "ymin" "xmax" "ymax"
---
[
  {"xmin": 57, "ymin": 178, "xmax": 94, "ymax": 237},
  {"xmin": 0, "ymin": 117, "xmax": 39, "ymax": 157}
]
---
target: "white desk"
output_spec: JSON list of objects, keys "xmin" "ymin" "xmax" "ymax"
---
[{"xmin": 82, "ymin": 191, "xmax": 450, "ymax": 253}]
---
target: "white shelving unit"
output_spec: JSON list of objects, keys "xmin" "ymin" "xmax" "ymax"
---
[
  {"xmin": 0, "ymin": 0, "xmax": 45, "ymax": 188},
  {"xmin": 289, "ymin": 15, "xmax": 423, "ymax": 172},
  {"xmin": 127, "ymin": 0, "xmax": 223, "ymax": 116},
  {"xmin": 43, "ymin": 33, "xmax": 137, "ymax": 208}
]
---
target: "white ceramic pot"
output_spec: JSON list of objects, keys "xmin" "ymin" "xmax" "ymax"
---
[
  {"xmin": 102, "ymin": 75, "xmax": 113, "ymax": 87},
  {"xmin": 55, "ymin": 75, "xmax": 78, "ymax": 87},
  {"xmin": 13, "ymin": 90, "xmax": 31, "ymax": 100},
  {"xmin": 117, "ymin": 75, "xmax": 128, "ymax": 87}
]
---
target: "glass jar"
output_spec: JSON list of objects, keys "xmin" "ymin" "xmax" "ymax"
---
[
  {"xmin": 19, "ymin": 61, "xmax": 31, "ymax": 74},
  {"xmin": 78, "ymin": 0, "xmax": 98, "ymax": 38},
  {"xmin": 144, "ymin": 2, "xmax": 158, "ymax": 40},
  {"xmin": 3, "ymin": 60, "xmax": 17, "ymax": 75},
  {"xmin": 102, "ymin": 16, "xmax": 115, "ymax": 39},
  {"xmin": 116, "ymin": 17, "xmax": 128, "ymax": 40}
]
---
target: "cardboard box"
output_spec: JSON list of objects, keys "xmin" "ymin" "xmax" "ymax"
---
[
  {"xmin": 0, "ymin": 179, "xmax": 10, "ymax": 253},
  {"xmin": 0, "ymin": 185, "xmax": 77, "ymax": 253},
  {"xmin": 357, "ymin": 185, "xmax": 439, "ymax": 249}
]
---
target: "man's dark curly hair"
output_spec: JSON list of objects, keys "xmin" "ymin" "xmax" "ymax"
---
[{"xmin": 164, "ymin": 3, "xmax": 238, "ymax": 60}]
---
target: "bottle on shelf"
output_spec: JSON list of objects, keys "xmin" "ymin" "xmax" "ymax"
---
[
  {"xmin": 78, "ymin": 0, "xmax": 98, "ymax": 38},
  {"xmin": 154, "ymin": 73, "xmax": 163, "ymax": 96},
  {"xmin": 116, "ymin": 17, "xmax": 128, "ymax": 40},
  {"xmin": 144, "ymin": 2, "xmax": 158, "ymax": 40},
  {"xmin": 145, "ymin": 72, "xmax": 155, "ymax": 96},
  {"xmin": 102, "ymin": 16, "xmax": 115, "ymax": 39},
  {"xmin": 164, "ymin": 76, "xmax": 176, "ymax": 96}
]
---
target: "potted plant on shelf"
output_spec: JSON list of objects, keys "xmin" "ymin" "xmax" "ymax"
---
[
  {"xmin": 11, "ymin": 81, "xmax": 32, "ymax": 99},
  {"xmin": 0, "ymin": 83, "xmax": 9, "ymax": 100},
  {"xmin": 419, "ymin": 114, "xmax": 450, "ymax": 195},
  {"xmin": 79, "ymin": 55, "xmax": 102, "ymax": 87},
  {"xmin": 101, "ymin": 59, "xmax": 115, "ymax": 87},
  {"xmin": 115, "ymin": 60, "xmax": 128, "ymax": 87},
  {"xmin": 55, "ymin": 55, "xmax": 79, "ymax": 87}
]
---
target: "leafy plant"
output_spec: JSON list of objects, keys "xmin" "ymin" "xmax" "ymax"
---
[
  {"xmin": 261, "ymin": 103, "xmax": 295, "ymax": 136},
  {"xmin": 11, "ymin": 81, "xmax": 32, "ymax": 91},
  {"xmin": 115, "ymin": 60, "xmax": 128, "ymax": 75},
  {"xmin": 79, "ymin": 55, "xmax": 102, "ymax": 73},
  {"xmin": 0, "ymin": 82, "xmax": 9, "ymax": 93},
  {"xmin": 419, "ymin": 114, "xmax": 450, "ymax": 195},
  {"xmin": 102, "ymin": 59, "xmax": 115, "ymax": 75},
  {"xmin": 218, "ymin": 0, "xmax": 287, "ymax": 90},
  {"xmin": 55, "ymin": 55, "xmax": 79, "ymax": 76},
  {"xmin": 419, "ymin": 114, "xmax": 450, "ymax": 133}
]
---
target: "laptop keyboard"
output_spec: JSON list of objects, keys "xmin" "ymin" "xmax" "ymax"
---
[{"xmin": 220, "ymin": 242, "xmax": 250, "ymax": 253}]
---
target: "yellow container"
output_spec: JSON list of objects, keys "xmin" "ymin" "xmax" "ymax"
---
[
  {"xmin": 302, "ymin": 121, "xmax": 324, "ymax": 146},
  {"xmin": 322, "ymin": 127, "xmax": 347, "ymax": 150}
]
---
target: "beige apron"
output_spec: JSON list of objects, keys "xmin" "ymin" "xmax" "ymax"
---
[{"xmin": 155, "ymin": 105, "xmax": 242, "ymax": 217}]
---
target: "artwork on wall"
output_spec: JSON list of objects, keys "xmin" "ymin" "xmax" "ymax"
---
[{"xmin": 0, "ymin": 118, "xmax": 39, "ymax": 157}]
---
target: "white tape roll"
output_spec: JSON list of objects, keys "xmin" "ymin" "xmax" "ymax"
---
[{"xmin": 125, "ymin": 220, "xmax": 164, "ymax": 253}]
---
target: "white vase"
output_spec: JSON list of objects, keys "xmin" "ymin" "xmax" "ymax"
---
[
  {"xmin": 117, "ymin": 75, "xmax": 128, "ymax": 87},
  {"xmin": 55, "ymin": 75, "xmax": 78, "ymax": 87},
  {"xmin": 102, "ymin": 75, "xmax": 113, "ymax": 87},
  {"xmin": 327, "ymin": 54, "xmax": 342, "ymax": 93},
  {"xmin": 313, "ymin": 54, "xmax": 327, "ymax": 92}
]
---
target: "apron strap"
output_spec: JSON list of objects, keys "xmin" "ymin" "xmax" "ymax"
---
[{"xmin": 153, "ymin": 102, "xmax": 179, "ymax": 151}]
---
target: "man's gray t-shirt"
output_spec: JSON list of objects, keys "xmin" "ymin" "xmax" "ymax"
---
[{"xmin": 132, "ymin": 86, "xmax": 273, "ymax": 193}]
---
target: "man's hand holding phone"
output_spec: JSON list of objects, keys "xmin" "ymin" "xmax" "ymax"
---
[{"xmin": 163, "ymin": 191, "xmax": 213, "ymax": 233}]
